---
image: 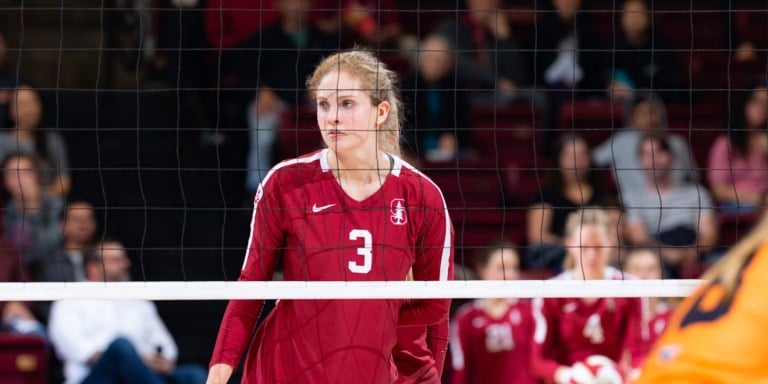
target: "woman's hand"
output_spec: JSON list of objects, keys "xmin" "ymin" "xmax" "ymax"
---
[{"xmin": 206, "ymin": 363, "xmax": 234, "ymax": 384}]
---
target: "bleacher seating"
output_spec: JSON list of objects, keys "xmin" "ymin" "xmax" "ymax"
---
[
  {"xmin": 471, "ymin": 104, "xmax": 544, "ymax": 164},
  {"xmin": 558, "ymin": 100, "xmax": 624, "ymax": 148},
  {"xmin": 0, "ymin": 334, "xmax": 47, "ymax": 384},
  {"xmin": 718, "ymin": 211, "xmax": 762, "ymax": 247}
]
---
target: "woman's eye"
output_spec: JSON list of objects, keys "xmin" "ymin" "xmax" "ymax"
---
[
  {"xmin": 317, "ymin": 101, "xmax": 329, "ymax": 110},
  {"xmin": 341, "ymin": 100, "xmax": 354, "ymax": 108}
]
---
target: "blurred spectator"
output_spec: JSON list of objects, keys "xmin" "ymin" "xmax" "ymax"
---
[
  {"xmin": 48, "ymin": 239, "xmax": 207, "ymax": 384},
  {"xmin": 0, "ymin": 236, "xmax": 45, "ymax": 338},
  {"xmin": 0, "ymin": 31, "xmax": 15, "ymax": 128},
  {"xmin": 203, "ymin": 0, "xmax": 280, "ymax": 61},
  {"xmin": 527, "ymin": 0, "xmax": 607, "ymax": 100},
  {"xmin": 623, "ymin": 132, "xmax": 718, "ymax": 278},
  {"xmin": 402, "ymin": 34, "xmax": 471, "ymax": 162},
  {"xmin": 526, "ymin": 134, "xmax": 604, "ymax": 272},
  {"xmin": 3, "ymin": 85, "xmax": 71, "ymax": 196},
  {"xmin": 531, "ymin": 208, "xmax": 647, "ymax": 382},
  {"xmin": 707, "ymin": 83, "xmax": 768, "ymax": 215},
  {"xmin": 434, "ymin": 0, "xmax": 529, "ymax": 106},
  {"xmin": 449, "ymin": 243, "xmax": 536, "ymax": 384},
  {"xmin": 610, "ymin": 0, "xmax": 681, "ymax": 103},
  {"xmin": 38, "ymin": 201, "xmax": 97, "ymax": 283},
  {"xmin": 593, "ymin": 93, "xmax": 697, "ymax": 201},
  {"xmin": 2, "ymin": 153, "xmax": 63, "ymax": 278},
  {"xmin": 236, "ymin": 0, "xmax": 336, "ymax": 194},
  {"xmin": 314, "ymin": 0, "xmax": 402, "ymax": 48}
]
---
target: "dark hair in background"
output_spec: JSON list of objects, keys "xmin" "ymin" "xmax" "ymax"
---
[
  {"xmin": 14, "ymin": 83, "xmax": 54, "ymax": 165},
  {"xmin": 549, "ymin": 133, "xmax": 598, "ymax": 191},
  {"xmin": 474, "ymin": 239, "xmax": 517, "ymax": 270},
  {"xmin": 728, "ymin": 81, "xmax": 768, "ymax": 156},
  {"xmin": 83, "ymin": 237, "xmax": 123, "ymax": 266},
  {"xmin": 638, "ymin": 131, "xmax": 672, "ymax": 157}
]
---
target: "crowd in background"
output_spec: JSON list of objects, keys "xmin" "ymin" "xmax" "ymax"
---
[{"xmin": 0, "ymin": 0, "xmax": 766, "ymax": 382}]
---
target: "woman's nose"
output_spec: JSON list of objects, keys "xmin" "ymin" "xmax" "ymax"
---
[{"xmin": 325, "ymin": 106, "xmax": 340, "ymax": 123}]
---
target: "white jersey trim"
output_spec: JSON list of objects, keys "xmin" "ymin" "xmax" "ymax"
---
[
  {"xmin": 399, "ymin": 160, "xmax": 452, "ymax": 281},
  {"xmin": 450, "ymin": 318, "xmax": 465, "ymax": 370}
]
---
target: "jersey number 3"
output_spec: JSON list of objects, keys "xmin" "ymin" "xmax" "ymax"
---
[{"xmin": 348, "ymin": 229, "xmax": 372, "ymax": 274}]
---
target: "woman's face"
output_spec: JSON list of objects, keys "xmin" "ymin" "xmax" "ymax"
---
[
  {"xmin": 558, "ymin": 138, "xmax": 591, "ymax": 182},
  {"xmin": 553, "ymin": 0, "xmax": 581, "ymax": 21},
  {"xmin": 566, "ymin": 223, "xmax": 609, "ymax": 279},
  {"xmin": 621, "ymin": 1, "xmax": 650, "ymax": 41},
  {"xmin": 744, "ymin": 86, "xmax": 768, "ymax": 130},
  {"xmin": 631, "ymin": 100, "xmax": 661, "ymax": 131},
  {"xmin": 9, "ymin": 87, "xmax": 43, "ymax": 130},
  {"xmin": 638, "ymin": 137, "xmax": 672, "ymax": 180},
  {"xmin": 3, "ymin": 156, "xmax": 37, "ymax": 199},
  {"xmin": 315, "ymin": 70, "xmax": 388, "ymax": 154},
  {"xmin": 625, "ymin": 250, "xmax": 662, "ymax": 280},
  {"xmin": 419, "ymin": 37, "xmax": 453, "ymax": 83},
  {"xmin": 477, "ymin": 248, "xmax": 520, "ymax": 281}
]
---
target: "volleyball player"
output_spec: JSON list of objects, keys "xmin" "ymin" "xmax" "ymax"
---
[
  {"xmin": 637, "ymin": 212, "xmax": 768, "ymax": 382},
  {"xmin": 450, "ymin": 243, "xmax": 537, "ymax": 384},
  {"xmin": 206, "ymin": 49, "xmax": 454, "ymax": 383},
  {"xmin": 531, "ymin": 208, "xmax": 647, "ymax": 383},
  {"xmin": 623, "ymin": 248, "xmax": 675, "ymax": 348}
]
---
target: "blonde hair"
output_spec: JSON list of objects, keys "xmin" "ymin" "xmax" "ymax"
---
[
  {"xmin": 702, "ymin": 212, "xmax": 768, "ymax": 301},
  {"xmin": 306, "ymin": 48, "xmax": 403, "ymax": 155},
  {"xmin": 562, "ymin": 207, "xmax": 610, "ymax": 270}
]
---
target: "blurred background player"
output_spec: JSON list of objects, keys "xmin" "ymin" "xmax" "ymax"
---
[
  {"xmin": 622, "ymin": 247, "xmax": 675, "ymax": 382},
  {"xmin": 637, "ymin": 211, "xmax": 768, "ymax": 383},
  {"xmin": 531, "ymin": 208, "xmax": 647, "ymax": 383},
  {"xmin": 206, "ymin": 49, "xmax": 453, "ymax": 383},
  {"xmin": 449, "ymin": 242, "xmax": 536, "ymax": 384}
]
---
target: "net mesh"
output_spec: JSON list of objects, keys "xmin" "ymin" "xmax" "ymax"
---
[{"xmin": 0, "ymin": 0, "xmax": 766, "ymax": 373}]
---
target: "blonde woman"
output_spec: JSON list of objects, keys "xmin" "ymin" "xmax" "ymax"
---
[
  {"xmin": 531, "ymin": 208, "xmax": 647, "ymax": 383},
  {"xmin": 206, "ymin": 49, "xmax": 454, "ymax": 383}
]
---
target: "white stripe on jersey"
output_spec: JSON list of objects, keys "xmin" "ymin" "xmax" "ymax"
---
[
  {"xmin": 532, "ymin": 297, "xmax": 548, "ymax": 344},
  {"xmin": 241, "ymin": 150, "xmax": 327, "ymax": 271},
  {"xmin": 398, "ymin": 157, "xmax": 452, "ymax": 281},
  {"xmin": 450, "ymin": 318, "xmax": 465, "ymax": 370}
]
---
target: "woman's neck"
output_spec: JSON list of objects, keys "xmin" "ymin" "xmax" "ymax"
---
[
  {"xmin": 481, "ymin": 298, "xmax": 511, "ymax": 319},
  {"xmin": 12, "ymin": 128, "xmax": 34, "ymax": 141},
  {"xmin": 328, "ymin": 149, "xmax": 390, "ymax": 184},
  {"xmin": 572, "ymin": 268, "xmax": 603, "ymax": 281}
]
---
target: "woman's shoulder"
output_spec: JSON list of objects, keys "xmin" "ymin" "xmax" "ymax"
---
[
  {"xmin": 391, "ymin": 156, "xmax": 446, "ymax": 202},
  {"xmin": 263, "ymin": 150, "xmax": 327, "ymax": 182}
]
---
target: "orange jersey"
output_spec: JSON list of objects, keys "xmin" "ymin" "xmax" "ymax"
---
[{"xmin": 636, "ymin": 240, "xmax": 768, "ymax": 383}]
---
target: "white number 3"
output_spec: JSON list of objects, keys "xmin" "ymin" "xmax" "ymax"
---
[{"xmin": 348, "ymin": 229, "xmax": 372, "ymax": 274}]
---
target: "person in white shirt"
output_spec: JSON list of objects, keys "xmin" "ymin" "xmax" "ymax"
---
[{"xmin": 48, "ymin": 238, "xmax": 206, "ymax": 384}]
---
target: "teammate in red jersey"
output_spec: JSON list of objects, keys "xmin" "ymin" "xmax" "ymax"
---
[
  {"xmin": 531, "ymin": 208, "xmax": 648, "ymax": 384},
  {"xmin": 206, "ymin": 49, "xmax": 454, "ymax": 384},
  {"xmin": 449, "ymin": 243, "xmax": 537, "ymax": 384},
  {"xmin": 623, "ymin": 248, "xmax": 675, "ymax": 347}
]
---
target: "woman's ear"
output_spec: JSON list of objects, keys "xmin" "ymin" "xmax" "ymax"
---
[{"xmin": 377, "ymin": 101, "xmax": 390, "ymax": 125}]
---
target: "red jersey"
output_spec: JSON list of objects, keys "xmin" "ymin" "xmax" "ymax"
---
[
  {"xmin": 450, "ymin": 299, "xmax": 537, "ymax": 384},
  {"xmin": 210, "ymin": 149, "xmax": 454, "ymax": 383},
  {"xmin": 647, "ymin": 300, "xmax": 673, "ymax": 348},
  {"xmin": 531, "ymin": 267, "xmax": 648, "ymax": 381},
  {"xmin": 392, "ymin": 321, "xmax": 448, "ymax": 384}
]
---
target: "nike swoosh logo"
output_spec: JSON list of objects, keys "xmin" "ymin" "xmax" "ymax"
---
[{"xmin": 312, "ymin": 203, "xmax": 336, "ymax": 213}]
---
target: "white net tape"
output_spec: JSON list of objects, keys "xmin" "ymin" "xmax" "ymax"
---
[{"xmin": 0, "ymin": 279, "xmax": 703, "ymax": 301}]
